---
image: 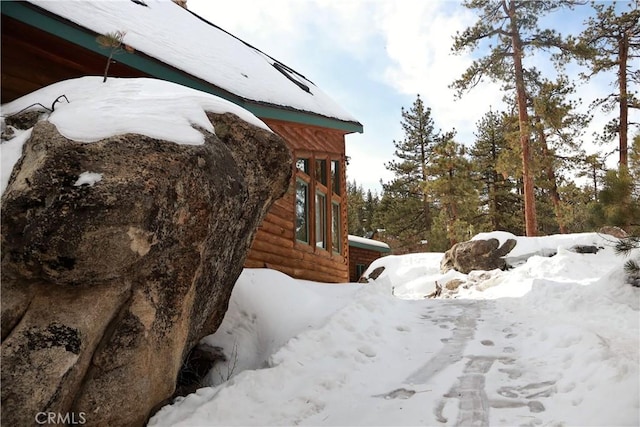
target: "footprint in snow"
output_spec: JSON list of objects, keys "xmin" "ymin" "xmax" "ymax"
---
[
  {"xmin": 498, "ymin": 368, "xmax": 522, "ymax": 379},
  {"xmin": 357, "ymin": 345, "xmax": 376, "ymax": 358},
  {"xmin": 374, "ymin": 388, "xmax": 430, "ymax": 400}
]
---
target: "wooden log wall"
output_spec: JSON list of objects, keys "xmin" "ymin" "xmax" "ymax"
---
[
  {"xmin": 1, "ymin": 15, "xmax": 147, "ymax": 103},
  {"xmin": 348, "ymin": 246, "xmax": 385, "ymax": 282},
  {"xmin": 245, "ymin": 119, "xmax": 350, "ymax": 283}
]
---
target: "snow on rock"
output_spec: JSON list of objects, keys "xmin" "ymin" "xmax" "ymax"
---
[
  {"xmin": 473, "ymin": 230, "xmax": 612, "ymax": 259},
  {"xmin": 0, "ymin": 128, "xmax": 32, "ymax": 195},
  {"xmin": 73, "ymin": 172, "xmax": 103, "ymax": 187},
  {"xmin": 1, "ymin": 76, "xmax": 269, "ymax": 144},
  {"xmin": 1, "ymin": 76, "xmax": 270, "ymax": 197},
  {"xmin": 150, "ymin": 232, "xmax": 639, "ymax": 426}
]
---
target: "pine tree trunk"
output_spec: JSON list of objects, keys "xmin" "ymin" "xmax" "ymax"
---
[
  {"xmin": 538, "ymin": 127, "xmax": 567, "ymax": 234},
  {"xmin": 490, "ymin": 134, "xmax": 499, "ymax": 230},
  {"xmin": 592, "ymin": 162, "xmax": 598, "ymax": 202},
  {"xmin": 419, "ymin": 130, "xmax": 431, "ymax": 233},
  {"xmin": 619, "ymin": 31, "xmax": 629, "ymax": 170},
  {"xmin": 508, "ymin": 0, "xmax": 537, "ymax": 236}
]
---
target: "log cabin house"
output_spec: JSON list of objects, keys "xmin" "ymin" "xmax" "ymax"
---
[
  {"xmin": 1, "ymin": 0, "xmax": 365, "ymax": 283},
  {"xmin": 348, "ymin": 235, "xmax": 391, "ymax": 282}
]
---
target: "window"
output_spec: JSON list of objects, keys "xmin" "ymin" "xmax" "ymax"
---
[
  {"xmin": 332, "ymin": 202, "xmax": 341, "ymax": 254},
  {"xmin": 296, "ymin": 158, "xmax": 309, "ymax": 174},
  {"xmin": 315, "ymin": 191, "xmax": 326, "ymax": 249},
  {"xmin": 331, "ymin": 160, "xmax": 340, "ymax": 195},
  {"xmin": 296, "ymin": 179, "xmax": 309, "ymax": 243},
  {"xmin": 294, "ymin": 154, "xmax": 343, "ymax": 255},
  {"xmin": 315, "ymin": 159, "xmax": 327, "ymax": 185},
  {"xmin": 356, "ymin": 263, "xmax": 367, "ymax": 278}
]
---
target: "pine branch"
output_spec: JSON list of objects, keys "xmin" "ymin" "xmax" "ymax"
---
[
  {"xmin": 614, "ymin": 236, "xmax": 640, "ymax": 255},
  {"xmin": 624, "ymin": 260, "xmax": 640, "ymax": 274}
]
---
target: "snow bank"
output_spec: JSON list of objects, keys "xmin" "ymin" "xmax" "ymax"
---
[
  {"xmin": 150, "ymin": 232, "xmax": 639, "ymax": 426},
  {"xmin": 200, "ymin": 269, "xmax": 362, "ymax": 387}
]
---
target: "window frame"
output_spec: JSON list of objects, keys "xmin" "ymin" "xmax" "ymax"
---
[
  {"xmin": 293, "ymin": 152, "xmax": 345, "ymax": 257},
  {"xmin": 295, "ymin": 177, "xmax": 310, "ymax": 244}
]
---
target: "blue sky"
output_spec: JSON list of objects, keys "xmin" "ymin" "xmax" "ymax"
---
[{"xmin": 188, "ymin": 0, "xmax": 637, "ymax": 193}]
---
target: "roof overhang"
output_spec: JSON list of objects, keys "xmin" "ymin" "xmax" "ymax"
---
[
  {"xmin": 1, "ymin": 1, "xmax": 363, "ymax": 134},
  {"xmin": 348, "ymin": 236, "xmax": 391, "ymax": 253}
]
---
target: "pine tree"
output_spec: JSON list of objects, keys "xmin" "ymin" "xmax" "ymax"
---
[
  {"xmin": 426, "ymin": 137, "xmax": 482, "ymax": 249},
  {"xmin": 571, "ymin": 2, "xmax": 640, "ymax": 169},
  {"xmin": 347, "ymin": 180, "xmax": 366, "ymax": 236},
  {"xmin": 363, "ymin": 189, "xmax": 380, "ymax": 236},
  {"xmin": 452, "ymin": 0, "xmax": 586, "ymax": 236},
  {"xmin": 556, "ymin": 181, "xmax": 595, "ymax": 233},
  {"xmin": 589, "ymin": 168, "xmax": 640, "ymax": 230},
  {"xmin": 577, "ymin": 153, "xmax": 607, "ymax": 201},
  {"xmin": 614, "ymin": 235, "xmax": 640, "ymax": 287},
  {"xmin": 471, "ymin": 109, "xmax": 524, "ymax": 234},
  {"xmin": 379, "ymin": 95, "xmax": 449, "ymax": 251},
  {"xmin": 527, "ymin": 72, "xmax": 591, "ymax": 233}
]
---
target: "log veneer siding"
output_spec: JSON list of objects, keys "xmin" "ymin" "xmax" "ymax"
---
[{"xmin": 244, "ymin": 119, "xmax": 349, "ymax": 283}]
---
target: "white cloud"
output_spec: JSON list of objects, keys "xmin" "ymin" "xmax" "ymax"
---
[{"xmin": 372, "ymin": 1, "xmax": 505, "ymax": 143}]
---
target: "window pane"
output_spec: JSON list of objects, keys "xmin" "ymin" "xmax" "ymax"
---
[
  {"xmin": 315, "ymin": 159, "xmax": 327, "ymax": 185},
  {"xmin": 315, "ymin": 192, "xmax": 326, "ymax": 249},
  {"xmin": 296, "ymin": 180, "xmax": 309, "ymax": 243},
  {"xmin": 296, "ymin": 158, "xmax": 309, "ymax": 174},
  {"xmin": 332, "ymin": 202, "xmax": 341, "ymax": 254},
  {"xmin": 331, "ymin": 160, "xmax": 340, "ymax": 195}
]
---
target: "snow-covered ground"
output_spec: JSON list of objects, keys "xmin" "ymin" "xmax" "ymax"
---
[{"xmin": 150, "ymin": 231, "xmax": 639, "ymax": 426}]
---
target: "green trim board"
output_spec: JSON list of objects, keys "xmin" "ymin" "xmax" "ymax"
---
[
  {"xmin": 1, "ymin": 1, "xmax": 363, "ymax": 134},
  {"xmin": 348, "ymin": 238, "xmax": 391, "ymax": 253},
  {"xmin": 246, "ymin": 103, "xmax": 362, "ymax": 133}
]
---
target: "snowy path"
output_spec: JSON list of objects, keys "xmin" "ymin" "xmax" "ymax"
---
[
  {"xmin": 152, "ymin": 290, "xmax": 638, "ymax": 426},
  {"xmin": 413, "ymin": 300, "xmax": 553, "ymax": 427},
  {"xmin": 151, "ymin": 236, "xmax": 639, "ymax": 426}
]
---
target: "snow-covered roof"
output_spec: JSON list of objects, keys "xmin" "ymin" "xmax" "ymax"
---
[
  {"xmin": 348, "ymin": 235, "xmax": 391, "ymax": 252},
  {"xmin": 23, "ymin": 0, "xmax": 360, "ymax": 129}
]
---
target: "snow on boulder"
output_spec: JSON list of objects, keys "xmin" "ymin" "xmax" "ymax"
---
[
  {"xmin": 0, "ymin": 77, "xmax": 292, "ymax": 426},
  {"xmin": 472, "ymin": 231, "xmax": 618, "ymax": 267}
]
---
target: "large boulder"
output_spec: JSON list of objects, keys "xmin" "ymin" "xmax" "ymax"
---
[
  {"xmin": 1, "ymin": 112, "xmax": 291, "ymax": 426},
  {"xmin": 440, "ymin": 238, "xmax": 517, "ymax": 274},
  {"xmin": 598, "ymin": 226, "xmax": 627, "ymax": 239}
]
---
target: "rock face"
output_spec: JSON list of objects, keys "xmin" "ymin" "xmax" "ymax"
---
[
  {"xmin": 598, "ymin": 226, "xmax": 628, "ymax": 239},
  {"xmin": 440, "ymin": 238, "xmax": 517, "ymax": 274},
  {"xmin": 1, "ymin": 112, "xmax": 291, "ymax": 426},
  {"xmin": 358, "ymin": 266, "xmax": 386, "ymax": 283}
]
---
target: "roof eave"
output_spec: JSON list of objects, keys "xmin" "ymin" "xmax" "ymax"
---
[
  {"xmin": 2, "ymin": 1, "xmax": 363, "ymax": 134},
  {"xmin": 348, "ymin": 239, "xmax": 391, "ymax": 253}
]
